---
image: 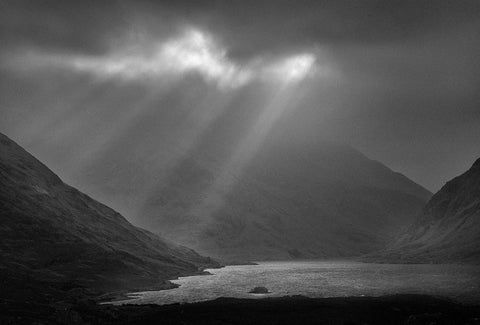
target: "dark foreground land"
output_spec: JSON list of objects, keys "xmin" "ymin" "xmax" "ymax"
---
[{"xmin": 1, "ymin": 295, "xmax": 480, "ymax": 325}]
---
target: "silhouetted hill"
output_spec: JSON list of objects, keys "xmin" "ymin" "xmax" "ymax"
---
[
  {"xmin": 0, "ymin": 132, "xmax": 218, "ymax": 303},
  {"xmin": 369, "ymin": 158, "xmax": 480, "ymax": 264}
]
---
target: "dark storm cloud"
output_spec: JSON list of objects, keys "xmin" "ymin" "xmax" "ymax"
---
[
  {"xmin": 1, "ymin": 0, "xmax": 480, "ymax": 191},
  {"xmin": 3, "ymin": 0, "xmax": 480, "ymax": 56},
  {"xmin": 0, "ymin": 0, "xmax": 128, "ymax": 55}
]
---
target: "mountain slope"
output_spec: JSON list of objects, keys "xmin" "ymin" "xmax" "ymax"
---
[
  {"xmin": 370, "ymin": 158, "xmax": 480, "ymax": 264},
  {"xmin": 130, "ymin": 140, "xmax": 431, "ymax": 262},
  {"xmin": 0, "ymin": 132, "xmax": 217, "ymax": 302},
  {"xmin": 18, "ymin": 82, "xmax": 431, "ymax": 262}
]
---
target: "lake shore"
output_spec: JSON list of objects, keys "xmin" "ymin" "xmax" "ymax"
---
[
  {"xmin": 2, "ymin": 294, "xmax": 480, "ymax": 324},
  {"xmin": 103, "ymin": 261, "xmax": 480, "ymax": 306}
]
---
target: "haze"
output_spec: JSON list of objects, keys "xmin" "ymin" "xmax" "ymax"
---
[{"xmin": 1, "ymin": 0, "xmax": 479, "ymax": 196}]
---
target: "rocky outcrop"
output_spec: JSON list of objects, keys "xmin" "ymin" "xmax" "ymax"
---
[{"xmin": 249, "ymin": 287, "xmax": 270, "ymax": 294}]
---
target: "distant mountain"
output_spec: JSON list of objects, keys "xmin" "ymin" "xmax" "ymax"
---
[
  {"xmin": 71, "ymin": 125, "xmax": 431, "ymax": 262},
  {"xmin": 369, "ymin": 158, "xmax": 480, "ymax": 264},
  {"xmin": 133, "ymin": 140, "xmax": 431, "ymax": 262},
  {"xmin": 0, "ymin": 133, "xmax": 217, "ymax": 303}
]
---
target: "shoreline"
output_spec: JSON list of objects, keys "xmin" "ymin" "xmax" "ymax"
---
[
  {"xmin": 100, "ymin": 260, "xmax": 480, "ymax": 306},
  {"xmin": 99, "ymin": 259, "xmax": 480, "ymax": 307},
  {"xmin": 97, "ymin": 266, "xmax": 224, "ymax": 304}
]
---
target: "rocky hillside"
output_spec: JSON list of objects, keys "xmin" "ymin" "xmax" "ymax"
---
[
  {"xmin": 370, "ymin": 158, "xmax": 480, "ymax": 264},
  {"xmin": 0, "ymin": 132, "xmax": 218, "ymax": 303}
]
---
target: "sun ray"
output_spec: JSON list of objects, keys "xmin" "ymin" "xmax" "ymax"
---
[
  {"xmin": 190, "ymin": 79, "xmax": 312, "ymax": 222},
  {"xmin": 132, "ymin": 88, "xmax": 241, "ymax": 213},
  {"xmin": 62, "ymin": 82, "xmax": 177, "ymax": 171}
]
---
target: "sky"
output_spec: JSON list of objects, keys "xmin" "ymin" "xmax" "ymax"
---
[{"xmin": 1, "ymin": 0, "xmax": 479, "ymax": 192}]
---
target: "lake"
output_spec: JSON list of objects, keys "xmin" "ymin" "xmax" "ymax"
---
[{"xmin": 111, "ymin": 261, "xmax": 480, "ymax": 305}]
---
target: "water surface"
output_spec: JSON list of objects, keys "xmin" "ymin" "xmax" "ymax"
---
[{"xmin": 112, "ymin": 261, "xmax": 480, "ymax": 305}]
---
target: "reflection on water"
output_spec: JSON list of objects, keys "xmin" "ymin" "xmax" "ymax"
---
[{"xmin": 111, "ymin": 261, "xmax": 480, "ymax": 305}]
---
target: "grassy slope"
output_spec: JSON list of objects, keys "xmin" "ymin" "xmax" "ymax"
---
[
  {"xmin": 0, "ymin": 132, "xmax": 218, "ymax": 303},
  {"xmin": 367, "ymin": 158, "xmax": 480, "ymax": 264}
]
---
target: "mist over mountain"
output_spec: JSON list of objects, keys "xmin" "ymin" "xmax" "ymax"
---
[
  {"xmin": 2, "ymin": 71, "xmax": 425, "ymax": 263},
  {"xmin": 370, "ymin": 158, "xmax": 480, "ymax": 264},
  {"xmin": 143, "ymin": 142, "xmax": 431, "ymax": 261},
  {"xmin": 0, "ymin": 132, "xmax": 217, "ymax": 303},
  {"xmin": 0, "ymin": 75, "xmax": 432, "ymax": 263},
  {"xmin": 65, "ymin": 122, "xmax": 430, "ymax": 261}
]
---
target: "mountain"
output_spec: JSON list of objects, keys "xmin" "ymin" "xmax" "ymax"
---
[
  {"xmin": 69, "ymin": 127, "xmax": 431, "ymax": 262},
  {"xmin": 0, "ymin": 132, "xmax": 218, "ymax": 303},
  {"xmin": 369, "ymin": 158, "xmax": 480, "ymax": 264},
  {"xmin": 137, "ymin": 141, "xmax": 431, "ymax": 262}
]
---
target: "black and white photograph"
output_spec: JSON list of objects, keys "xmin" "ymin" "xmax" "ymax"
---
[{"xmin": 1, "ymin": 1, "xmax": 479, "ymax": 324}]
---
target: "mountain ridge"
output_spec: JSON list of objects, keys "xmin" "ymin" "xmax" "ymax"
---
[{"xmin": 367, "ymin": 157, "xmax": 480, "ymax": 264}]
